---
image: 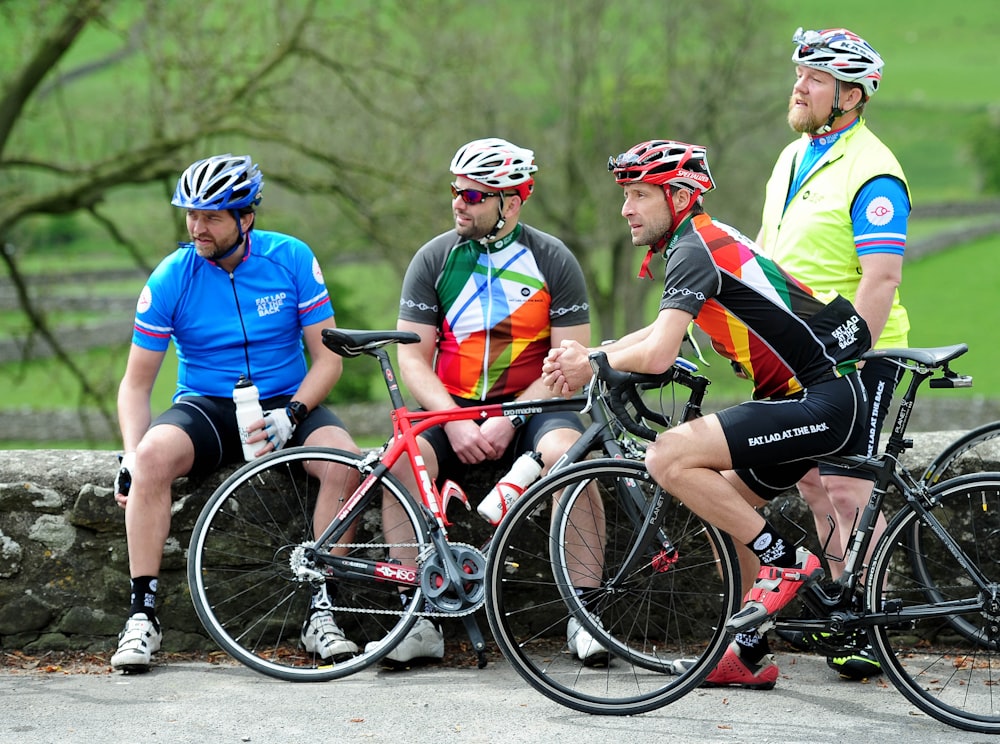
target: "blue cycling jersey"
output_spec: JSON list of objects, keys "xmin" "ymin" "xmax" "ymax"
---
[{"xmin": 132, "ymin": 230, "xmax": 334, "ymax": 401}]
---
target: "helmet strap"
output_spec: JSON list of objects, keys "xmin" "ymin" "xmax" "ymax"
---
[
  {"xmin": 638, "ymin": 187, "xmax": 700, "ymax": 279},
  {"xmin": 215, "ymin": 210, "xmax": 248, "ymax": 261},
  {"xmin": 816, "ymin": 81, "xmax": 866, "ymax": 135},
  {"xmin": 478, "ymin": 194, "xmax": 508, "ymax": 246}
]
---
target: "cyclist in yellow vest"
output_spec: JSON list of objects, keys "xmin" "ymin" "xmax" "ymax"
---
[{"xmin": 755, "ymin": 27, "xmax": 911, "ymax": 682}]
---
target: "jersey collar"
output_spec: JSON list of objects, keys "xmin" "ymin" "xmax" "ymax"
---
[{"xmin": 475, "ymin": 223, "xmax": 522, "ymax": 252}]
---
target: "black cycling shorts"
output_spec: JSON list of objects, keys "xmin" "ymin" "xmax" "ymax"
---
[
  {"xmin": 151, "ymin": 395, "xmax": 346, "ymax": 477},
  {"xmin": 816, "ymin": 356, "xmax": 903, "ymax": 479},
  {"xmin": 722, "ymin": 373, "xmax": 868, "ymax": 501}
]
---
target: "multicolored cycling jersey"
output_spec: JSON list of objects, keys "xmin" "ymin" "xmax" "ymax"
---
[
  {"xmin": 659, "ymin": 213, "xmax": 871, "ymax": 399},
  {"xmin": 398, "ymin": 223, "xmax": 590, "ymax": 400},
  {"xmin": 131, "ymin": 230, "xmax": 334, "ymax": 401}
]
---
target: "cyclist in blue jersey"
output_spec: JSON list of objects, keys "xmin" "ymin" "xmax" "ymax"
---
[
  {"xmin": 111, "ymin": 154, "xmax": 361, "ymax": 672},
  {"xmin": 754, "ymin": 27, "xmax": 911, "ymax": 683}
]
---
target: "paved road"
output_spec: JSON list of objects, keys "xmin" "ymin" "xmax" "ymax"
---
[{"xmin": 1, "ymin": 650, "xmax": 993, "ymax": 744}]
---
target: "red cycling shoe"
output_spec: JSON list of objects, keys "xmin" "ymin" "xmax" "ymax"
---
[
  {"xmin": 702, "ymin": 642, "xmax": 779, "ymax": 690},
  {"xmin": 725, "ymin": 547, "xmax": 824, "ymax": 633}
]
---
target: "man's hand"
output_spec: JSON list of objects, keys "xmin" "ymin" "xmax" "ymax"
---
[
  {"xmin": 114, "ymin": 452, "xmax": 135, "ymax": 509},
  {"xmin": 263, "ymin": 408, "xmax": 296, "ymax": 451},
  {"xmin": 443, "ymin": 419, "xmax": 502, "ymax": 464},
  {"xmin": 542, "ymin": 340, "xmax": 590, "ymax": 397}
]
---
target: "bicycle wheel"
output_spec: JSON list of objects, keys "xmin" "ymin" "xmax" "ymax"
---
[
  {"xmin": 188, "ymin": 446, "xmax": 429, "ymax": 681},
  {"xmin": 486, "ymin": 458, "xmax": 740, "ymax": 716},
  {"xmin": 907, "ymin": 470, "xmax": 1000, "ymax": 647},
  {"xmin": 921, "ymin": 421, "xmax": 1000, "ymax": 485},
  {"xmin": 868, "ymin": 473, "xmax": 1000, "ymax": 733}
]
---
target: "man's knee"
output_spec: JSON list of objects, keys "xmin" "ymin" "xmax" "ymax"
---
[
  {"xmin": 134, "ymin": 430, "xmax": 192, "ymax": 485},
  {"xmin": 646, "ymin": 432, "xmax": 682, "ymax": 485},
  {"xmin": 536, "ymin": 427, "xmax": 581, "ymax": 465},
  {"xmin": 821, "ymin": 474, "xmax": 873, "ymax": 512},
  {"xmin": 305, "ymin": 424, "xmax": 359, "ymax": 454}
]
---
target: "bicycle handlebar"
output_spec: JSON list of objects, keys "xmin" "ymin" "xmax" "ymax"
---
[{"xmin": 588, "ymin": 351, "xmax": 705, "ymax": 441}]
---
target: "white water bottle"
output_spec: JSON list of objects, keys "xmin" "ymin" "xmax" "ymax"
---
[
  {"xmin": 477, "ymin": 451, "xmax": 544, "ymax": 526},
  {"xmin": 233, "ymin": 375, "xmax": 264, "ymax": 461}
]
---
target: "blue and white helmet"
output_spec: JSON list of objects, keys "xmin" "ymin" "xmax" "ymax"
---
[
  {"xmin": 792, "ymin": 27, "xmax": 884, "ymax": 97},
  {"xmin": 171, "ymin": 154, "xmax": 264, "ymax": 211}
]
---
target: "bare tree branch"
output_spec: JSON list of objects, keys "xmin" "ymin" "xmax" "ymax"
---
[{"xmin": 0, "ymin": 0, "xmax": 109, "ymax": 158}]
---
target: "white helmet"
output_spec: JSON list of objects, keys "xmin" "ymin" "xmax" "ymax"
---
[
  {"xmin": 792, "ymin": 27, "xmax": 883, "ymax": 97},
  {"xmin": 450, "ymin": 138, "xmax": 537, "ymax": 201}
]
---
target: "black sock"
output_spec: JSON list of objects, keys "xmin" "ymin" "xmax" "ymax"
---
[
  {"xmin": 746, "ymin": 522, "xmax": 797, "ymax": 568},
  {"xmin": 733, "ymin": 630, "xmax": 769, "ymax": 664},
  {"xmin": 129, "ymin": 576, "xmax": 158, "ymax": 621}
]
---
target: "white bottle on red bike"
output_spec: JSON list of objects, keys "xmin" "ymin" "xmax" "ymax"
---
[{"xmin": 477, "ymin": 451, "xmax": 544, "ymax": 526}]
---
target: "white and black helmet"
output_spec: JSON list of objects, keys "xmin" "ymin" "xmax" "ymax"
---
[
  {"xmin": 792, "ymin": 27, "xmax": 884, "ymax": 98},
  {"xmin": 450, "ymin": 138, "xmax": 537, "ymax": 201}
]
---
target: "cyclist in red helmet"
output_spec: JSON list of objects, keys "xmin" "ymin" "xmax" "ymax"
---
[{"xmin": 543, "ymin": 139, "xmax": 872, "ymax": 689}]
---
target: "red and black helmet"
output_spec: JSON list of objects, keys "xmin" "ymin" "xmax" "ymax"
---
[{"xmin": 608, "ymin": 140, "xmax": 715, "ymax": 194}]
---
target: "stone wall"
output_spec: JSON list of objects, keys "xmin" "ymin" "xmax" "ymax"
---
[{"xmin": 0, "ymin": 432, "xmax": 996, "ymax": 655}]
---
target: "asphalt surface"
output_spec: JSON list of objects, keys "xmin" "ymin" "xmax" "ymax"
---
[{"xmin": 2, "ymin": 649, "xmax": 995, "ymax": 744}]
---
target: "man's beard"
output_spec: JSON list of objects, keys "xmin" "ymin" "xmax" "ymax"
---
[{"xmin": 787, "ymin": 96, "xmax": 825, "ymax": 134}]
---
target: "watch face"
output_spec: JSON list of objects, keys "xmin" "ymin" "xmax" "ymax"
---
[{"xmin": 287, "ymin": 401, "xmax": 308, "ymax": 424}]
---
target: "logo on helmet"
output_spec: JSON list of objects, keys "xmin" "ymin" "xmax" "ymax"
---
[{"xmin": 677, "ymin": 169, "xmax": 712, "ymax": 187}]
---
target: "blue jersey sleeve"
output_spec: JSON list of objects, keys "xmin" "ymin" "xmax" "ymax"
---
[
  {"xmin": 131, "ymin": 249, "xmax": 186, "ymax": 352},
  {"xmin": 851, "ymin": 176, "xmax": 910, "ymax": 258}
]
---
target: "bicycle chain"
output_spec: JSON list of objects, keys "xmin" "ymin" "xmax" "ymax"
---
[{"xmin": 311, "ymin": 541, "xmax": 486, "ymax": 618}]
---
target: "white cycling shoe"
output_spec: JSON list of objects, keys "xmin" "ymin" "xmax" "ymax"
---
[
  {"xmin": 567, "ymin": 614, "xmax": 609, "ymax": 667},
  {"xmin": 110, "ymin": 613, "xmax": 162, "ymax": 673},
  {"xmin": 301, "ymin": 609, "xmax": 358, "ymax": 661},
  {"xmin": 364, "ymin": 617, "xmax": 445, "ymax": 667}
]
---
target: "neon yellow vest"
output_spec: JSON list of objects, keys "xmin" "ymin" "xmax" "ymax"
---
[{"xmin": 758, "ymin": 120, "xmax": 910, "ymax": 348}]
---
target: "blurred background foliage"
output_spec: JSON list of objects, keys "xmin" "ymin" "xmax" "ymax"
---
[{"xmin": 1, "ymin": 0, "xmax": 998, "ymax": 447}]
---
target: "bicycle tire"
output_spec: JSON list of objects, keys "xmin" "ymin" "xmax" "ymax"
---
[
  {"xmin": 907, "ymin": 468, "xmax": 1000, "ymax": 647},
  {"xmin": 485, "ymin": 458, "xmax": 740, "ymax": 716},
  {"xmin": 921, "ymin": 421, "xmax": 1000, "ymax": 485},
  {"xmin": 868, "ymin": 473, "xmax": 1000, "ymax": 733},
  {"xmin": 188, "ymin": 446, "xmax": 428, "ymax": 682}
]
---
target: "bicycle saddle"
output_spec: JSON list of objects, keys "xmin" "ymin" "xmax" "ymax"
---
[
  {"xmin": 322, "ymin": 328, "xmax": 421, "ymax": 357},
  {"xmin": 863, "ymin": 343, "xmax": 967, "ymax": 368}
]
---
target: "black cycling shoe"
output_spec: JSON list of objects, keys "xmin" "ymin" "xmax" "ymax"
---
[
  {"xmin": 776, "ymin": 629, "xmax": 852, "ymax": 651},
  {"xmin": 775, "ymin": 628, "xmax": 813, "ymax": 651},
  {"xmin": 827, "ymin": 645, "xmax": 883, "ymax": 680}
]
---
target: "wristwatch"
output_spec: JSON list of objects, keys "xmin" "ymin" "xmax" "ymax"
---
[
  {"xmin": 508, "ymin": 414, "xmax": 526, "ymax": 430},
  {"xmin": 286, "ymin": 400, "xmax": 309, "ymax": 426}
]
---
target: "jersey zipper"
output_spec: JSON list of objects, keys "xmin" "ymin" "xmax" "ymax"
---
[
  {"xmin": 481, "ymin": 244, "xmax": 494, "ymax": 401},
  {"xmin": 229, "ymin": 270, "xmax": 254, "ymax": 379}
]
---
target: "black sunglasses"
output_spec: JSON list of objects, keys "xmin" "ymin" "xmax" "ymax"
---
[{"xmin": 451, "ymin": 183, "xmax": 503, "ymax": 205}]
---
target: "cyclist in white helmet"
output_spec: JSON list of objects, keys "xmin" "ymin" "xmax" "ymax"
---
[
  {"xmin": 377, "ymin": 138, "xmax": 604, "ymax": 667},
  {"xmin": 112, "ymin": 154, "xmax": 362, "ymax": 672},
  {"xmin": 756, "ymin": 27, "xmax": 911, "ymax": 682}
]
